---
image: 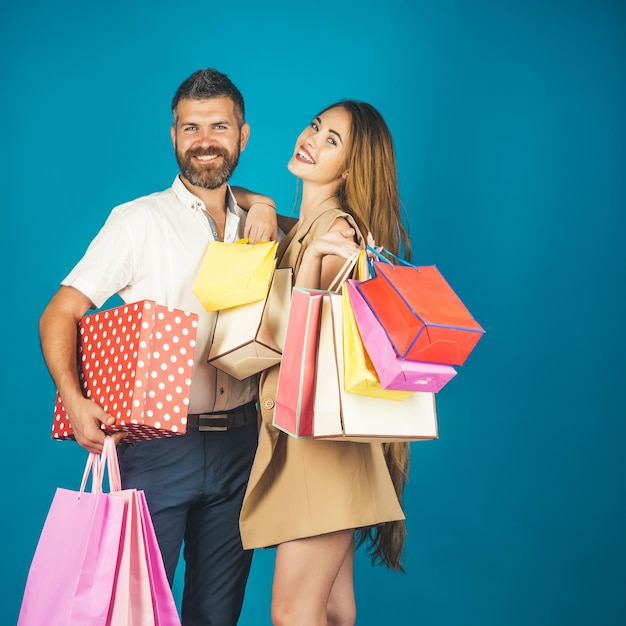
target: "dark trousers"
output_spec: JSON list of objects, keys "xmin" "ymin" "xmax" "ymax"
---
[{"xmin": 117, "ymin": 422, "xmax": 258, "ymax": 625}]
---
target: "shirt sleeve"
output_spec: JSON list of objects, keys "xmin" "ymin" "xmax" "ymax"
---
[{"xmin": 62, "ymin": 209, "xmax": 136, "ymax": 309}]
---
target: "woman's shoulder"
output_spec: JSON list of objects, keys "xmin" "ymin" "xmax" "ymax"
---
[{"xmin": 305, "ymin": 200, "xmax": 353, "ymax": 235}]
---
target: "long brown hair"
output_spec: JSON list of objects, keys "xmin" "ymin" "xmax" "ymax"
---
[
  {"xmin": 319, "ymin": 99, "xmax": 412, "ymax": 261},
  {"xmin": 319, "ymin": 100, "xmax": 412, "ymax": 571}
]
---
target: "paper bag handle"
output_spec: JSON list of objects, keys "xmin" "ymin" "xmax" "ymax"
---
[
  {"xmin": 79, "ymin": 436, "xmax": 122, "ymax": 495},
  {"xmin": 366, "ymin": 245, "xmax": 414, "ymax": 270},
  {"xmin": 328, "ymin": 252, "xmax": 361, "ymax": 293}
]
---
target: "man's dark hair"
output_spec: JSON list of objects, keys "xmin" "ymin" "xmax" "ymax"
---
[{"xmin": 171, "ymin": 68, "xmax": 245, "ymax": 126}]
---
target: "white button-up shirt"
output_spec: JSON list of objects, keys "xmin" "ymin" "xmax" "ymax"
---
[{"xmin": 62, "ymin": 175, "xmax": 258, "ymax": 413}]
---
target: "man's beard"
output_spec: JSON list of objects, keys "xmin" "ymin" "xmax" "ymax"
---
[{"xmin": 175, "ymin": 144, "xmax": 241, "ymax": 189}]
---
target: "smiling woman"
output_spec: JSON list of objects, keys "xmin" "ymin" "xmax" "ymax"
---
[
  {"xmin": 238, "ymin": 99, "xmax": 412, "ymax": 626},
  {"xmin": 288, "ymin": 108, "xmax": 352, "ymax": 192}
]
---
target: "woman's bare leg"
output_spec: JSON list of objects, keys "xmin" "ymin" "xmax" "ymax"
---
[
  {"xmin": 327, "ymin": 537, "xmax": 356, "ymax": 626},
  {"xmin": 272, "ymin": 529, "xmax": 354, "ymax": 626}
]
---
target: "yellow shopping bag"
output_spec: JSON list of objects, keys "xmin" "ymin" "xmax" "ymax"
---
[
  {"xmin": 193, "ymin": 239, "xmax": 278, "ymax": 311},
  {"xmin": 342, "ymin": 283, "xmax": 412, "ymax": 401},
  {"xmin": 342, "ymin": 250, "xmax": 412, "ymax": 401}
]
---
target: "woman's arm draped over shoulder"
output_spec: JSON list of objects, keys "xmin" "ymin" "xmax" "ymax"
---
[
  {"xmin": 230, "ymin": 186, "xmax": 279, "ymax": 243},
  {"xmin": 296, "ymin": 218, "xmax": 360, "ymax": 290}
]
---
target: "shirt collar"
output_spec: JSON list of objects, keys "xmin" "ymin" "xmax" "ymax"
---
[{"xmin": 171, "ymin": 175, "xmax": 240, "ymax": 215}]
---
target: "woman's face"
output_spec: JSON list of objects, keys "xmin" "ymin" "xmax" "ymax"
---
[{"xmin": 287, "ymin": 107, "xmax": 351, "ymax": 186}]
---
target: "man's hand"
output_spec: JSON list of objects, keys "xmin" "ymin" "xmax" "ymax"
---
[{"xmin": 65, "ymin": 396, "xmax": 127, "ymax": 454}]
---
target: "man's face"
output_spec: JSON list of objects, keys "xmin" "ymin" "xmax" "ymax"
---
[{"xmin": 171, "ymin": 97, "xmax": 250, "ymax": 190}]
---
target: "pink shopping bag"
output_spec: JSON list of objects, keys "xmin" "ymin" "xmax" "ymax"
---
[
  {"xmin": 273, "ymin": 256, "xmax": 360, "ymax": 438},
  {"xmin": 18, "ymin": 447, "xmax": 126, "ymax": 625},
  {"xmin": 105, "ymin": 439, "xmax": 181, "ymax": 625},
  {"xmin": 272, "ymin": 287, "xmax": 324, "ymax": 438},
  {"xmin": 108, "ymin": 487, "xmax": 155, "ymax": 624},
  {"xmin": 18, "ymin": 438, "xmax": 181, "ymax": 626},
  {"xmin": 138, "ymin": 492, "xmax": 182, "ymax": 625}
]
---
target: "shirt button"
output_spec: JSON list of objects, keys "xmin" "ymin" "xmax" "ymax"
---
[
  {"xmin": 219, "ymin": 387, "xmax": 225, "ymax": 395},
  {"xmin": 262, "ymin": 398, "xmax": 275, "ymax": 410}
]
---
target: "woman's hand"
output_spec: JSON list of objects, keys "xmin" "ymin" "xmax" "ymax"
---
[
  {"xmin": 230, "ymin": 186, "xmax": 279, "ymax": 243},
  {"xmin": 306, "ymin": 228, "xmax": 361, "ymax": 261},
  {"xmin": 366, "ymin": 231, "xmax": 379, "ymax": 251},
  {"xmin": 245, "ymin": 202, "xmax": 278, "ymax": 243}
]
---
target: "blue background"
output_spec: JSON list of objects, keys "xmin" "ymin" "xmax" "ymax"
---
[{"xmin": 2, "ymin": 0, "xmax": 625, "ymax": 624}]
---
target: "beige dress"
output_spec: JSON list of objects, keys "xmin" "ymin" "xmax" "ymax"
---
[{"xmin": 239, "ymin": 199, "xmax": 404, "ymax": 550}]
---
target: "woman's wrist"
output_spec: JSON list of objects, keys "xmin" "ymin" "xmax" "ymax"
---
[{"xmin": 249, "ymin": 200, "xmax": 276, "ymax": 212}]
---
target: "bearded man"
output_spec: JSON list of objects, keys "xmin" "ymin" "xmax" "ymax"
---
[{"xmin": 39, "ymin": 68, "xmax": 277, "ymax": 625}]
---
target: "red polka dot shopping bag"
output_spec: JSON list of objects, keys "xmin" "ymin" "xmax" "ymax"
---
[{"xmin": 52, "ymin": 300, "xmax": 198, "ymax": 442}]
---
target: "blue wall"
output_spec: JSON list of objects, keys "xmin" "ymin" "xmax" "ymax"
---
[{"xmin": 2, "ymin": 0, "xmax": 624, "ymax": 624}]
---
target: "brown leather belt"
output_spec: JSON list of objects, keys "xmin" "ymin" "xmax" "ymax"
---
[{"xmin": 186, "ymin": 401, "xmax": 257, "ymax": 432}]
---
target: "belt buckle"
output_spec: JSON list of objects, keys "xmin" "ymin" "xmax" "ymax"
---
[{"xmin": 198, "ymin": 416, "xmax": 229, "ymax": 432}]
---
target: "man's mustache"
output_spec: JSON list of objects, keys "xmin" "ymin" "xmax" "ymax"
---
[{"xmin": 187, "ymin": 147, "xmax": 229, "ymax": 159}]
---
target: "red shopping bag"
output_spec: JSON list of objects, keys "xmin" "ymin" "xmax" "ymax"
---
[
  {"xmin": 356, "ymin": 247, "xmax": 484, "ymax": 365},
  {"xmin": 52, "ymin": 300, "xmax": 198, "ymax": 443},
  {"xmin": 346, "ymin": 280, "xmax": 457, "ymax": 392}
]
